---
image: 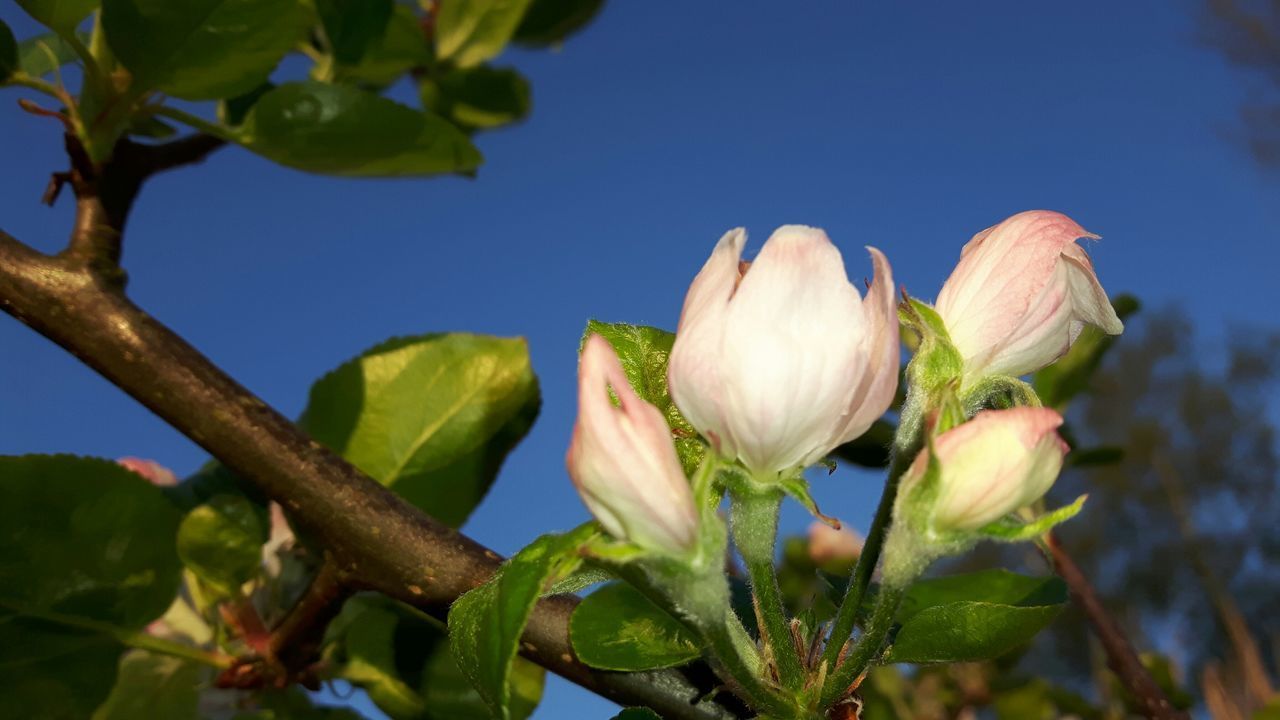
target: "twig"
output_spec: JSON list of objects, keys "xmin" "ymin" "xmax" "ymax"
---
[{"xmin": 1045, "ymin": 532, "xmax": 1188, "ymax": 720}]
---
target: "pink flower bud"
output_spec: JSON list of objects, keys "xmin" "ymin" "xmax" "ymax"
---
[
  {"xmin": 668, "ymin": 227, "xmax": 899, "ymax": 476},
  {"xmin": 117, "ymin": 457, "xmax": 178, "ymax": 487},
  {"xmin": 935, "ymin": 210, "xmax": 1124, "ymax": 381},
  {"xmin": 567, "ymin": 334, "xmax": 699, "ymax": 555},
  {"xmin": 807, "ymin": 522, "xmax": 864, "ymax": 566},
  {"xmin": 907, "ymin": 407, "xmax": 1069, "ymax": 532}
]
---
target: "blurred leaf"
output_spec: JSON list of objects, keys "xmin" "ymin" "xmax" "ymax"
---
[
  {"xmin": 611, "ymin": 710, "xmax": 663, "ymax": 720},
  {"xmin": 513, "ymin": 0, "xmax": 603, "ymax": 46},
  {"xmin": 1033, "ymin": 294, "xmax": 1141, "ymax": 410},
  {"xmin": 582, "ymin": 321, "xmax": 705, "ymax": 473},
  {"xmin": 570, "ymin": 582, "xmax": 700, "ymax": 671},
  {"xmin": 420, "ymin": 65, "xmax": 531, "ymax": 131},
  {"xmin": 435, "ymin": 0, "xmax": 535, "ymax": 68},
  {"xmin": 218, "ymin": 82, "xmax": 273, "ymax": 127},
  {"xmin": 833, "ymin": 418, "xmax": 894, "ymax": 468},
  {"xmin": 448, "ymin": 525, "xmax": 598, "ymax": 719},
  {"xmin": 333, "ymin": 5, "xmax": 429, "ymax": 87},
  {"xmin": 176, "ymin": 494, "xmax": 269, "ymax": 596},
  {"xmin": 887, "ymin": 570, "xmax": 1067, "ymax": 664},
  {"xmin": 0, "ymin": 455, "xmax": 184, "ymax": 718},
  {"xmin": 330, "ymin": 595, "xmax": 543, "ymax": 720},
  {"xmin": 127, "ymin": 115, "xmax": 177, "ymax": 139},
  {"xmin": 15, "ymin": 0, "xmax": 97, "ymax": 31},
  {"xmin": 0, "ymin": 20, "xmax": 16, "ymax": 81},
  {"xmin": 317, "ymin": 0, "xmax": 392, "ymax": 65},
  {"xmin": 92, "ymin": 650, "xmax": 201, "ymax": 720},
  {"xmin": 102, "ymin": 0, "xmax": 307, "ymax": 99},
  {"xmin": 238, "ymin": 81, "xmax": 482, "ymax": 176},
  {"xmin": 15, "ymin": 31, "xmax": 81, "ymax": 77},
  {"xmin": 300, "ymin": 332, "xmax": 537, "ymax": 526}
]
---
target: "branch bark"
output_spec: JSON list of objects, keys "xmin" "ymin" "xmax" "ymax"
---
[
  {"xmin": 1045, "ymin": 532, "xmax": 1189, "ymax": 720},
  {"xmin": 0, "ymin": 226, "xmax": 743, "ymax": 719}
]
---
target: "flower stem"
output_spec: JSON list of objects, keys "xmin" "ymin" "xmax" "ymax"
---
[
  {"xmin": 730, "ymin": 486, "xmax": 806, "ymax": 693},
  {"xmin": 700, "ymin": 606, "xmax": 800, "ymax": 718},
  {"xmin": 819, "ymin": 581, "xmax": 905, "ymax": 706}
]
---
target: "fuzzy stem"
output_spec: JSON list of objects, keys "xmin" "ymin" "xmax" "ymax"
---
[
  {"xmin": 729, "ymin": 487, "xmax": 806, "ymax": 693},
  {"xmin": 819, "ymin": 582, "xmax": 905, "ymax": 707}
]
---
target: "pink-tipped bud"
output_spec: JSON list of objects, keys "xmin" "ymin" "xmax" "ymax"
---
[
  {"xmin": 668, "ymin": 226, "xmax": 900, "ymax": 476},
  {"xmin": 935, "ymin": 210, "xmax": 1123, "ymax": 382},
  {"xmin": 907, "ymin": 407, "xmax": 1069, "ymax": 532},
  {"xmin": 807, "ymin": 522, "xmax": 864, "ymax": 566},
  {"xmin": 118, "ymin": 457, "xmax": 178, "ymax": 487},
  {"xmin": 567, "ymin": 335, "xmax": 699, "ymax": 556}
]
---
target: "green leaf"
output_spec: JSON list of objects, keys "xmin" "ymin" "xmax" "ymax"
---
[
  {"xmin": 1033, "ymin": 294, "xmax": 1141, "ymax": 410},
  {"xmin": 101, "ymin": 0, "xmax": 307, "ymax": 99},
  {"xmin": 976, "ymin": 495, "xmax": 1087, "ymax": 543},
  {"xmin": 317, "ymin": 0, "xmax": 393, "ymax": 65},
  {"xmin": 300, "ymin": 333, "xmax": 538, "ymax": 526},
  {"xmin": 332, "ymin": 4, "xmax": 429, "ymax": 88},
  {"xmin": 16, "ymin": 0, "xmax": 97, "ymax": 31},
  {"xmin": 237, "ymin": 81, "xmax": 482, "ymax": 177},
  {"xmin": 127, "ymin": 115, "xmax": 178, "ymax": 139},
  {"xmin": 582, "ymin": 321, "xmax": 705, "ymax": 473},
  {"xmin": 331, "ymin": 595, "xmax": 543, "ymax": 720},
  {"xmin": 611, "ymin": 710, "xmax": 664, "ymax": 720},
  {"xmin": 886, "ymin": 570, "xmax": 1068, "ymax": 664},
  {"xmin": 435, "ymin": 0, "xmax": 535, "ymax": 68},
  {"xmin": 218, "ymin": 82, "xmax": 273, "ymax": 127},
  {"xmin": 15, "ymin": 31, "xmax": 80, "ymax": 77},
  {"xmin": 513, "ymin": 0, "xmax": 603, "ymax": 46},
  {"xmin": 448, "ymin": 525, "xmax": 598, "ymax": 719},
  {"xmin": 92, "ymin": 650, "xmax": 202, "ymax": 720},
  {"xmin": 0, "ymin": 21, "xmax": 17, "ymax": 81},
  {"xmin": 0, "ymin": 455, "xmax": 185, "ymax": 718},
  {"xmin": 420, "ymin": 65, "xmax": 531, "ymax": 131},
  {"xmin": 176, "ymin": 494, "xmax": 269, "ymax": 596},
  {"xmin": 570, "ymin": 582, "xmax": 700, "ymax": 671}
]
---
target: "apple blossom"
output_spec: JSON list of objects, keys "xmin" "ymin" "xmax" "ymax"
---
[
  {"xmin": 668, "ymin": 226, "xmax": 899, "ymax": 476},
  {"xmin": 567, "ymin": 334, "xmax": 699, "ymax": 555},
  {"xmin": 935, "ymin": 210, "xmax": 1124, "ymax": 382}
]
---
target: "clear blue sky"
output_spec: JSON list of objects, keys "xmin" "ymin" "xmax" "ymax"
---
[{"xmin": 1, "ymin": 1, "xmax": 1275, "ymax": 717}]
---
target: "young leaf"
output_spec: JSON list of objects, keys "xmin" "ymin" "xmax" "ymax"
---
[
  {"xmin": 0, "ymin": 455, "xmax": 185, "ymax": 717},
  {"xmin": 420, "ymin": 65, "xmax": 531, "ymax": 131},
  {"xmin": 435, "ymin": 0, "xmax": 536, "ymax": 68},
  {"xmin": 175, "ymin": 494, "xmax": 269, "ymax": 597},
  {"xmin": 570, "ymin": 582, "xmax": 701, "ymax": 671},
  {"xmin": 15, "ymin": 0, "xmax": 97, "ymax": 31},
  {"xmin": 300, "ymin": 333, "xmax": 538, "ymax": 527},
  {"xmin": 16, "ymin": 31, "xmax": 81, "ymax": 77},
  {"xmin": 0, "ymin": 21, "xmax": 17, "ymax": 82},
  {"xmin": 101, "ymin": 0, "xmax": 307, "ymax": 99},
  {"xmin": 513, "ymin": 0, "xmax": 604, "ymax": 46},
  {"xmin": 316, "ymin": 0, "xmax": 393, "ymax": 66},
  {"xmin": 886, "ymin": 570, "xmax": 1068, "ymax": 664},
  {"xmin": 237, "ymin": 82, "xmax": 482, "ymax": 177},
  {"xmin": 331, "ymin": 4, "xmax": 429, "ymax": 88},
  {"xmin": 448, "ymin": 525, "xmax": 598, "ymax": 719},
  {"xmin": 92, "ymin": 650, "xmax": 203, "ymax": 720}
]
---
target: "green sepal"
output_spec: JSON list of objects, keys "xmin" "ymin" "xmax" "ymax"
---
[
  {"xmin": 777, "ymin": 472, "xmax": 838, "ymax": 528},
  {"xmin": 976, "ymin": 495, "xmax": 1088, "ymax": 542},
  {"xmin": 960, "ymin": 375, "xmax": 1042, "ymax": 415}
]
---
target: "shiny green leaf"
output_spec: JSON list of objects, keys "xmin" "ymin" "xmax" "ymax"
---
[
  {"xmin": 15, "ymin": 0, "xmax": 97, "ymax": 31},
  {"xmin": 570, "ymin": 582, "xmax": 701, "ymax": 671},
  {"xmin": 238, "ymin": 82, "xmax": 482, "ymax": 176},
  {"xmin": 102, "ymin": 0, "xmax": 307, "ymax": 99},
  {"xmin": 301, "ymin": 333, "xmax": 537, "ymax": 526},
  {"xmin": 421, "ymin": 65, "xmax": 531, "ymax": 131},
  {"xmin": 448, "ymin": 525, "xmax": 598, "ymax": 719},
  {"xmin": 435, "ymin": 0, "xmax": 535, "ymax": 68},
  {"xmin": 513, "ymin": 0, "xmax": 603, "ymax": 46},
  {"xmin": 317, "ymin": 0, "xmax": 393, "ymax": 65},
  {"xmin": 175, "ymin": 494, "xmax": 268, "ymax": 596}
]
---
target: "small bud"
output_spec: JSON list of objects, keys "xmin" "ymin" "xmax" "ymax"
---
[
  {"xmin": 935, "ymin": 210, "xmax": 1123, "ymax": 382},
  {"xmin": 118, "ymin": 457, "xmax": 178, "ymax": 487},
  {"xmin": 567, "ymin": 335, "xmax": 699, "ymax": 556},
  {"xmin": 906, "ymin": 407, "xmax": 1069, "ymax": 533},
  {"xmin": 668, "ymin": 226, "xmax": 899, "ymax": 476},
  {"xmin": 807, "ymin": 522, "xmax": 864, "ymax": 566}
]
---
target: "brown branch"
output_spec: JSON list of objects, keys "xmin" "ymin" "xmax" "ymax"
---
[
  {"xmin": 0, "ymin": 229, "xmax": 744, "ymax": 720},
  {"xmin": 1045, "ymin": 533, "xmax": 1189, "ymax": 720}
]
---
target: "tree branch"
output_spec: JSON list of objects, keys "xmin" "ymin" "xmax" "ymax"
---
[
  {"xmin": 0, "ymin": 229, "xmax": 743, "ymax": 720},
  {"xmin": 1045, "ymin": 533, "xmax": 1189, "ymax": 720}
]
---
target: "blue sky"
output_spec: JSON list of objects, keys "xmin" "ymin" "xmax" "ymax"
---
[{"xmin": 1, "ymin": 1, "xmax": 1276, "ymax": 717}]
